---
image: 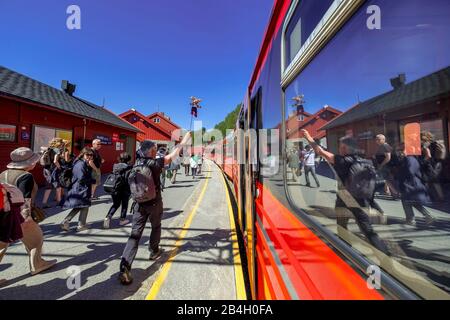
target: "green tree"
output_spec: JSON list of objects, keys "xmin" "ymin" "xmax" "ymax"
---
[{"xmin": 214, "ymin": 104, "xmax": 241, "ymax": 137}]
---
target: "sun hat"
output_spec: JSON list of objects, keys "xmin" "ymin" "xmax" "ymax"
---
[{"xmin": 7, "ymin": 147, "xmax": 41, "ymax": 170}]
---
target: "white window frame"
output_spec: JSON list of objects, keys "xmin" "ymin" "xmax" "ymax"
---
[
  {"xmin": 153, "ymin": 118, "xmax": 160, "ymax": 124},
  {"xmin": 281, "ymin": 0, "xmax": 365, "ymax": 89}
]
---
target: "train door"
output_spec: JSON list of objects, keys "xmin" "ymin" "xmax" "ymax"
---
[{"xmin": 244, "ymin": 87, "xmax": 262, "ymax": 299}]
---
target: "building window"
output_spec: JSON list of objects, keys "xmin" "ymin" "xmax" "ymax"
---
[
  {"xmin": 153, "ymin": 118, "xmax": 160, "ymax": 124},
  {"xmin": 298, "ymin": 115, "xmax": 305, "ymax": 122},
  {"xmin": 32, "ymin": 126, "xmax": 73, "ymax": 153},
  {"xmin": 0, "ymin": 124, "xmax": 16, "ymax": 142},
  {"xmin": 284, "ymin": 0, "xmax": 334, "ymax": 67}
]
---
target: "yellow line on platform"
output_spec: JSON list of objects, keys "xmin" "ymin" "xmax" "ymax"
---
[
  {"xmin": 145, "ymin": 164, "xmax": 211, "ymax": 300},
  {"xmin": 220, "ymin": 170, "xmax": 247, "ymax": 300}
]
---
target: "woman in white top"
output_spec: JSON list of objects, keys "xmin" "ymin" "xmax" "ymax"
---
[{"xmin": 190, "ymin": 155, "xmax": 199, "ymax": 179}]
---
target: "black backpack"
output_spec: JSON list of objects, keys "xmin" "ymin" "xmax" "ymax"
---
[
  {"xmin": 59, "ymin": 167, "xmax": 73, "ymax": 189},
  {"xmin": 103, "ymin": 171, "xmax": 126, "ymax": 195},
  {"xmin": 345, "ymin": 156, "xmax": 377, "ymax": 200},
  {"xmin": 128, "ymin": 160, "xmax": 156, "ymax": 203}
]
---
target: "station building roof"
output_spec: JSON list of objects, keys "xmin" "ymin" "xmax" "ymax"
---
[
  {"xmin": 323, "ymin": 67, "xmax": 450, "ymax": 131},
  {"xmin": 0, "ymin": 65, "xmax": 141, "ymax": 133}
]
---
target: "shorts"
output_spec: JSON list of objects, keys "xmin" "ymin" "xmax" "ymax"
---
[{"xmin": 92, "ymin": 169, "xmax": 101, "ymax": 185}]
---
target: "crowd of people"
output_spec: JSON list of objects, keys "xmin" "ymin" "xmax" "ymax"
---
[
  {"xmin": 298, "ymin": 129, "xmax": 447, "ymax": 255},
  {"xmin": 0, "ymin": 132, "xmax": 196, "ymax": 286}
]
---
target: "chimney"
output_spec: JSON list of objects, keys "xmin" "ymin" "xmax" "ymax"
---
[
  {"xmin": 390, "ymin": 73, "xmax": 406, "ymax": 90},
  {"xmin": 61, "ymin": 80, "xmax": 76, "ymax": 96}
]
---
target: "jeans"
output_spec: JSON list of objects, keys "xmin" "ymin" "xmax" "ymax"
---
[
  {"xmin": 401, "ymin": 201, "xmax": 433, "ymax": 221},
  {"xmin": 121, "ymin": 200, "xmax": 163, "ymax": 269},
  {"xmin": 305, "ymin": 165, "xmax": 320, "ymax": 187},
  {"xmin": 191, "ymin": 167, "xmax": 197, "ymax": 178},
  {"xmin": 107, "ymin": 193, "xmax": 130, "ymax": 220},
  {"xmin": 184, "ymin": 165, "xmax": 190, "ymax": 176},
  {"xmin": 64, "ymin": 207, "xmax": 89, "ymax": 226}
]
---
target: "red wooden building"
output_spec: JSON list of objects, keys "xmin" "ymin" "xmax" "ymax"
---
[
  {"xmin": 283, "ymin": 105, "xmax": 342, "ymax": 149},
  {"xmin": 120, "ymin": 109, "xmax": 182, "ymax": 149},
  {"xmin": 0, "ymin": 66, "xmax": 141, "ymax": 184}
]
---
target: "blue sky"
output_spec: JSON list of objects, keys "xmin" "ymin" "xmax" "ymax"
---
[{"xmin": 0, "ymin": 0, "xmax": 273, "ymax": 129}]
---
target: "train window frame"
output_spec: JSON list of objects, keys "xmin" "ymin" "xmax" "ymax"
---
[
  {"xmin": 281, "ymin": 0, "xmax": 365, "ymax": 89},
  {"xmin": 278, "ymin": 1, "xmax": 450, "ymax": 299}
]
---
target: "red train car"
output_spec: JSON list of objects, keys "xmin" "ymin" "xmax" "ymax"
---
[{"xmin": 216, "ymin": 0, "xmax": 450, "ymax": 300}]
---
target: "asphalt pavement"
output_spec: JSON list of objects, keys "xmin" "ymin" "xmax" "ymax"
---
[{"xmin": 0, "ymin": 160, "xmax": 243, "ymax": 300}]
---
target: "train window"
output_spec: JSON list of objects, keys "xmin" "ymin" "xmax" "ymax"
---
[
  {"xmin": 283, "ymin": 0, "xmax": 450, "ymax": 298},
  {"xmin": 284, "ymin": 0, "xmax": 335, "ymax": 68}
]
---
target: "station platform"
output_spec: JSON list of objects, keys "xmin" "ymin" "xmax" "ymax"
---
[
  {"xmin": 134, "ymin": 160, "xmax": 247, "ymax": 300},
  {"xmin": 0, "ymin": 160, "xmax": 246, "ymax": 300}
]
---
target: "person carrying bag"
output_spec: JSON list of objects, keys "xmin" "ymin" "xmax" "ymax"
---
[{"xmin": 0, "ymin": 148, "xmax": 57, "ymax": 280}]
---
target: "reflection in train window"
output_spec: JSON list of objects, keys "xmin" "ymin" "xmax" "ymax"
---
[{"xmin": 283, "ymin": 0, "xmax": 450, "ymax": 298}]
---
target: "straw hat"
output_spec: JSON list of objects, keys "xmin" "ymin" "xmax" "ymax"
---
[{"xmin": 7, "ymin": 147, "xmax": 41, "ymax": 170}]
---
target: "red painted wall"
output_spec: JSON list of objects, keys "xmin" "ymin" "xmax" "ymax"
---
[
  {"xmin": 0, "ymin": 96, "xmax": 137, "ymax": 185},
  {"xmin": 123, "ymin": 114, "xmax": 172, "ymax": 142}
]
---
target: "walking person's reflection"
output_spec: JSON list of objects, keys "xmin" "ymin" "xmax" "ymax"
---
[
  {"xmin": 397, "ymin": 143, "xmax": 436, "ymax": 226},
  {"xmin": 421, "ymin": 132, "xmax": 446, "ymax": 203},
  {"xmin": 301, "ymin": 130, "xmax": 390, "ymax": 255}
]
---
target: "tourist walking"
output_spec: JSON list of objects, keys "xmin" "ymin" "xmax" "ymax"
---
[
  {"xmin": 0, "ymin": 147, "xmax": 57, "ymax": 280},
  {"xmin": 190, "ymin": 154, "xmax": 199, "ymax": 179},
  {"xmin": 302, "ymin": 145, "xmax": 320, "ymax": 188},
  {"xmin": 61, "ymin": 148, "xmax": 95, "ymax": 232},
  {"xmin": 91, "ymin": 139, "xmax": 104, "ymax": 200},
  {"xmin": 41, "ymin": 138, "xmax": 66, "ymax": 208},
  {"xmin": 301, "ymin": 129, "xmax": 390, "ymax": 255},
  {"xmin": 119, "ymin": 132, "xmax": 191, "ymax": 285},
  {"xmin": 103, "ymin": 152, "xmax": 133, "ymax": 229}
]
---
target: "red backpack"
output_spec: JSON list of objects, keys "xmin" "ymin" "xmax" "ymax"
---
[{"xmin": 0, "ymin": 181, "xmax": 25, "ymax": 213}]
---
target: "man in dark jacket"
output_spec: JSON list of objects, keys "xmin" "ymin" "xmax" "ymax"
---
[
  {"xmin": 301, "ymin": 129, "xmax": 390, "ymax": 255},
  {"xmin": 119, "ymin": 132, "xmax": 191, "ymax": 285}
]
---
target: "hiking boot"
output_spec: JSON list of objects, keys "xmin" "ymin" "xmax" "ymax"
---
[
  {"xmin": 119, "ymin": 267, "xmax": 133, "ymax": 285},
  {"xmin": 31, "ymin": 259, "xmax": 57, "ymax": 276},
  {"xmin": 119, "ymin": 219, "xmax": 130, "ymax": 226},
  {"xmin": 103, "ymin": 218, "xmax": 111, "ymax": 229},
  {"xmin": 150, "ymin": 248, "xmax": 163, "ymax": 261},
  {"xmin": 61, "ymin": 221, "xmax": 70, "ymax": 232}
]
